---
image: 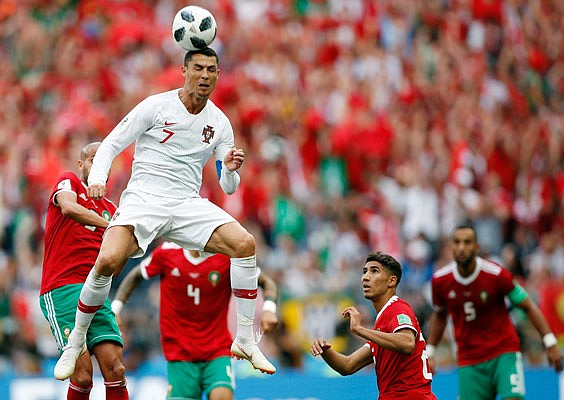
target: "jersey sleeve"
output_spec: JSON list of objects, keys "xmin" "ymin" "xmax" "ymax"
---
[
  {"xmin": 431, "ymin": 276, "xmax": 446, "ymax": 311},
  {"xmin": 139, "ymin": 246, "xmax": 167, "ymax": 279},
  {"xmin": 88, "ymin": 97, "xmax": 156, "ymax": 185},
  {"xmin": 389, "ymin": 301, "xmax": 418, "ymax": 335},
  {"xmin": 52, "ymin": 172, "xmax": 79, "ymax": 205},
  {"xmin": 213, "ymin": 117, "xmax": 235, "ymax": 163}
]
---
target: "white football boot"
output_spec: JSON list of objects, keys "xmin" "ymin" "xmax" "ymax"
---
[
  {"xmin": 230, "ymin": 337, "xmax": 276, "ymax": 374},
  {"xmin": 54, "ymin": 336, "xmax": 87, "ymax": 380}
]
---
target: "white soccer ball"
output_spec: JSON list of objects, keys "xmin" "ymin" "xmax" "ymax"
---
[{"xmin": 172, "ymin": 5, "xmax": 217, "ymax": 51}]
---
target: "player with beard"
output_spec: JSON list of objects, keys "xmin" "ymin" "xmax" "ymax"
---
[{"xmin": 427, "ymin": 224, "xmax": 562, "ymax": 400}]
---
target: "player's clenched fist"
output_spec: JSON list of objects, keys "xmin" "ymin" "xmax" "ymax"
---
[
  {"xmin": 311, "ymin": 339, "xmax": 332, "ymax": 356},
  {"xmin": 88, "ymin": 183, "xmax": 107, "ymax": 200}
]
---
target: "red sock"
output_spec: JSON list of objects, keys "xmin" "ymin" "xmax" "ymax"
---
[
  {"xmin": 105, "ymin": 380, "xmax": 129, "ymax": 400},
  {"xmin": 68, "ymin": 381, "xmax": 91, "ymax": 400}
]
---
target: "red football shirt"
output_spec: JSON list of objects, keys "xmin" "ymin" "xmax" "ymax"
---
[
  {"xmin": 369, "ymin": 296, "xmax": 436, "ymax": 400},
  {"xmin": 41, "ymin": 172, "xmax": 116, "ymax": 295},
  {"xmin": 431, "ymin": 257, "xmax": 522, "ymax": 366},
  {"xmin": 141, "ymin": 243, "xmax": 232, "ymax": 362}
]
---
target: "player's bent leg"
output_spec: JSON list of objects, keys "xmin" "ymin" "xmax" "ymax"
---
[
  {"xmin": 55, "ymin": 227, "xmax": 136, "ymax": 381},
  {"xmin": 67, "ymin": 351, "xmax": 94, "ymax": 398},
  {"xmin": 207, "ymin": 223, "xmax": 275, "ymax": 374},
  {"xmin": 93, "ymin": 342, "xmax": 127, "ymax": 382}
]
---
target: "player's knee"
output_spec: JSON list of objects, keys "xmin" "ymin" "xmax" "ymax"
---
[
  {"xmin": 106, "ymin": 360, "xmax": 126, "ymax": 381},
  {"xmin": 95, "ymin": 252, "xmax": 122, "ymax": 275},
  {"xmin": 71, "ymin": 371, "xmax": 93, "ymax": 388},
  {"xmin": 233, "ymin": 232, "xmax": 255, "ymax": 257}
]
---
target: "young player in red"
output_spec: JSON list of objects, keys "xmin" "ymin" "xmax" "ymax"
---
[
  {"xmin": 427, "ymin": 225, "xmax": 563, "ymax": 400},
  {"xmin": 311, "ymin": 252, "xmax": 437, "ymax": 400},
  {"xmin": 39, "ymin": 142, "xmax": 129, "ymax": 399},
  {"xmin": 111, "ymin": 242, "xmax": 279, "ymax": 400}
]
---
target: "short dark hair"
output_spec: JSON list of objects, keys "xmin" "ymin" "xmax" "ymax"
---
[
  {"xmin": 184, "ymin": 47, "xmax": 219, "ymax": 66},
  {"xmin": 453, "ymin": 223, "xmax": 478, "ymax": 242},
  {"xmin": 365, "ymin": 252, "xmax": 402, "ymax": 285}
]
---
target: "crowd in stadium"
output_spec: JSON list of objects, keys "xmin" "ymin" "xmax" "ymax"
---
[{"xmin": 0, "ymin": 0, "xmax": 563, "ymax": 377}]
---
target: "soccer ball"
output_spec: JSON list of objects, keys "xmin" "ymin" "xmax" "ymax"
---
[{"xmin": 172, "ymin": 5, "xmax": 217, "ymax": 51}]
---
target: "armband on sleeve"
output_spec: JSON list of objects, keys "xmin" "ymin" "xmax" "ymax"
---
[
  {"xmin": 507, "ymin": 281, "xmax": 528, "ymax": 306},
  {"xmin": 219, "ymin": 162, "xmax": 240, "ymax": 194}
]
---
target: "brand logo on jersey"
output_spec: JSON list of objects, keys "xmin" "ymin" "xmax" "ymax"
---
[
  {"xmin": 208, "ymin": 271, "xmax": 220, "ymax": 287},
  {"xmin": 479, "ymin": 290, "xmax": 489, "ymax": 303},
  {"xmin": 79, "ymin": 193, "xmax": 88, "ymax": 201},
  {"xmin": 102, "ymin": 210, "xmax": 111, "ymax": 221},
  {"xmin": 58, "ymin": 179, "xmax": 72, "ymax": 191},
  {"xmin": 202, "ymin": 125, "xmax": 215, "ymax": 144},
  {"xmin": 171, "ymin": 268, "xmax": 181, "ymax": 277},
  {"xmin": 164, "ymin": 120, "xmax": 177, "ymax": 126},
  {"xmin": 188, "ymin": 272, "xmax": 199, "ymax": 279},
  {"xmin": 448, "ymin": 290, "xmax": 456, "ymax": 299},
  {"xmin": 397, "ymin": 314, "xmax": 412, "ymax": 325},
  {"xmin": 111, "ymin": 211, "xmax": 120, "ymax": 221}
]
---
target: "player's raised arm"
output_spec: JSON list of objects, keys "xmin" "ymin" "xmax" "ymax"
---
[
  {"xmin": 88, "ymin": 99, "xmax": 154, "ymax": 199},
  {"xmin": 217, "ymin": 147, "xmax": 242, "ymax": 194}
]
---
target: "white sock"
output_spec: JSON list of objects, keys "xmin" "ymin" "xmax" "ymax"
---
[
  {"xmin": 231, "ymin": 255, "xmax": 258, "ymax": 341},
  {"xmin": 69, "ymin": 267, "xmax": 112, "ymax": 346}
]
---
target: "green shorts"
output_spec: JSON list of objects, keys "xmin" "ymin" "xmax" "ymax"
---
[
  {"xmin": 458, "ymin": 352, "xmax": 525, "ymax": 400},
  {"xmin": 39, "ymin": 284, "xmax": 123, "ymax": 353},
  {"xmin": 167, "ymin": 357, "xmax": 234, "ymax": 400}
]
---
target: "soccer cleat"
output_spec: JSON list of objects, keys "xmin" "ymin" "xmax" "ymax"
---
[
  {"xmin": 230, "ymin": 338, "xmax": 276, "ymax": 375},
  {"xmin": 54, "ymin": 340, "xmax": 87, "ymax": 380}
]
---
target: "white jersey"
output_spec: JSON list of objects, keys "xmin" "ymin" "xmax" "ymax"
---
[{"xmin": 89, "ymin": 89, "xmax": 234, "ymax": 199}]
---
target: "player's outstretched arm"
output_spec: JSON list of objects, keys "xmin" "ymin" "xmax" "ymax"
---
[
  {"xmin": 518, "ymin": 297, "xmax": 563, "ymax": 372},
  {"xmin": 111, "ymin": 265, "xmax": 145, "ymax": 316},
  {"xmin": 57, "ymin": 191, "xmax": 110, "ymax": 228},
  {"xmin": 311, "ymin": 339, "xmax": 372, "ymax": 376}
]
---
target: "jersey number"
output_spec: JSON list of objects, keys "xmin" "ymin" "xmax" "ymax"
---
[
  {"xmin": 464, "ymin": 301, "xmax": 476, "ymax": 321},
  {"xmin": 160, "ymin": 129, "xmax": 175, "ymax": 143},
  {"xmin": 187, "ymin": 284, "xmax": 200, "ymax": 305}
]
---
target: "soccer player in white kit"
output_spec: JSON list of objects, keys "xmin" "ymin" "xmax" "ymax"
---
[{"xmin": 54, "ymin": 47, "xmax": 276, "ymax": 380}]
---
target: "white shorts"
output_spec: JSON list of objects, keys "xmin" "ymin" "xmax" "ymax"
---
[{"xmin": 109, "ymin": 189, "xmax": 236, "ymax": 257}]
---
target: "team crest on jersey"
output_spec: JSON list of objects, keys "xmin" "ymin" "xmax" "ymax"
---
[
  {"xmin": 208, "ymin": 271, "xmax": 220, "ymax": 287},
  {"xmin": 479, "ymin": 290, "xmax": 489, "ymax": 303},
  {"xmin": 63, "ymin": 327, "xmax": 71, "ymax": 339},
  {"xmin": 102, "ymin": 210, "xmax": 111, "ymax": 221},
  {"xmin": 202, "ymin": 125, "xmax": 215, "ymax": 144}
]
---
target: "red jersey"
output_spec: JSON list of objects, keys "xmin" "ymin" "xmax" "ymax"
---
[
  {"xmin": 41, "ymin": 172, "xmax": 116, "ymax": 295},
  {"xmin": 431, "ymin": 257, "xmax": 522, "ymax": 366},
  {"xmin": 369, "ymin": 296, "xmax": 436, "ymax": 400},
  {"xmin": 140, "ymin": 243, "xmax": 232, "ymax": 362}
]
